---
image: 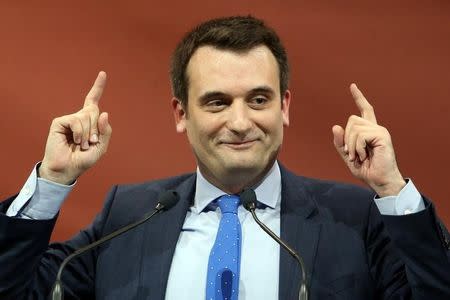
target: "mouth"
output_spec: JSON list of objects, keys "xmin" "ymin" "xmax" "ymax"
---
[{"xmin": 220, "ymin": 140, "xmax": 257, "ymax": 150}]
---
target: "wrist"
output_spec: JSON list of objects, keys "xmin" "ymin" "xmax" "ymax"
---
[
  {"xmin": 372, "ymin": 176, "xmax": 406, "ymax": 197},
  {"xmin": 38, "ymin": 164, "xmax": 75, "ymax": 185}
]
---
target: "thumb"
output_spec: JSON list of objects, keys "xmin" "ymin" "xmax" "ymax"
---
[
  {"xmin": 98, "ymin": 112, "xmax": 112, "ymax": 144},
  {"xmin": 332, "ymin": 125, "xmax": 346, "ymax": 159}
]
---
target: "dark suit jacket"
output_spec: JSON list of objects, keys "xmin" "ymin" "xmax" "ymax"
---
[{"xmin": 1, "ymin": 166, "xmax": 450, "ymax": 299}]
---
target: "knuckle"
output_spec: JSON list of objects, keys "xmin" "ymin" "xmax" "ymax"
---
[
  {"xmin": 80, "ymin": 110, "xmax": 91, "ymax": 119},
  {"xmin": 82, "ymin": 127, "xmax": 90, "ymax": 137},
  {"xmin": 348, "ymin": 115, "xmax": 358, "ymax": 123},
  {"xmin": 376, "ymin": 124, "xmax": 386, "ymax": 132},
  {"xmin": 343, "ymin": 131, "xmax": 350, "ymax": 141},
  {"xmin": 73, "ymin": 132, "xmax": 81, "ymax": 141},
  {"xmin": 68, "ymin": 116, "xmax": 81, "ymax": 127},
  {"xmin": 90, "ymin": 122, "xmax": 99, "ymax": 135},
  {"xmin": 74, "ymin": 118, "xmax": 89, "ymax": 136},
  {"xmin": 51, "ymin": 117, "xmax": 60, "ymax": 126},
  {"xmin": 52, "ymin": 115, "xmax": 70, "ymax": 125},
  {"xmin": 73, "ymin": 111, "xmax": 83, "ymax": 120},
  {"xmin": 77, "ymin": 113, "xmax": 91, "ymax": 126},
  {"xmin": 72, "ymin": 128, "xmax": 83, "ymax": 137},
  {"xmin": 85, "ymin": 105, "xmax": 100, "ymax": 116},
  {"xmin": 77, "ymin": 107, "xmax": 95, "ymax": 118}
]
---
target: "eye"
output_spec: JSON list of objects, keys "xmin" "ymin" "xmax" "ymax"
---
[
  {"xmin": 249, "ymin": 96, "xmax": 269, "ymax": 108},
  {"xmin": 209, "ymin": 99, "xmax": 225, "ymax": 106},
  {"xmin": 205, "ymin": 99, "xmax": 227, "ymax": 112},
  {"xmin": 253, "ymin": 97, "xmax": 267, "ymax": 104}
]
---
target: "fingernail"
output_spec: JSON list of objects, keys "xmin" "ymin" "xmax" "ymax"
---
[
  {"xmin": 344, "ymin": 144, "xmax": 348, "ymax": 153},
  {"xmin": 91, "ymin": 133, "xmax": 98, "ymax": 143},
  {"xmin": 82, "ymin": 141, "xmax": 89, "ymax": 150}
]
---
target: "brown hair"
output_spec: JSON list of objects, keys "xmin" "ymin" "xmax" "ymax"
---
[{"xmin": 170, "ymin": 15, "xmax": 289, "ymax": 107}]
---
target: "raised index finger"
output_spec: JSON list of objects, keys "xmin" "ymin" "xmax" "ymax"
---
[
  {"xmin": 84, "ymin": 71, "xmax": 107, "ymax": 108},
  {"xmin": 350, "ymin": 83, "xmax": 377, "ymax": 124}
]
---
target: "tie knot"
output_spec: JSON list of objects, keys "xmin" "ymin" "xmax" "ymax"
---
[{"xmin": 217, "ymin": 195, "xmax": 240, "ymax": 214}]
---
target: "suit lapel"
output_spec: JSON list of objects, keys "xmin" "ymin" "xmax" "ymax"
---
[
  {"xmin": 138, "ymin": 174, "xmax": 196, "ymax": 300},
  {"xmin": 279, "ymin": 167, "xmax": 322, "ymax": 300},
  {"xmin": 129, "ymin": 167, "xmax": 321, "ymax": 299}
]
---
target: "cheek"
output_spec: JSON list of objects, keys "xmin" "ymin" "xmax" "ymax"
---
[
  {"xmin": 186, "ymin": 116, "xmax": 220, "ymax": 145},
  {"xmin": 255, "ymin": 112, "xmax": 285, "ymax": 135}
]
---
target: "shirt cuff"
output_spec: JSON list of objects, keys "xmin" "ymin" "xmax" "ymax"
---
[
  {"xmin": 374, "ymin": 179, "xmax": 425, "ymax": 216},
  {"xmin": 6, "ymin": 163, "xmax": 75, "ymax": 219}
]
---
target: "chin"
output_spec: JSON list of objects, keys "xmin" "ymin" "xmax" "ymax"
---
[{"xmin": 221, "ymin": 160, "xmax": 266, "ymax": 177}]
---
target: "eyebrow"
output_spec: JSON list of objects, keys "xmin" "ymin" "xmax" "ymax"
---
[
  {"xmin": 198, "ymin": 86, "xmax": 276, "ymax": 103},
  {"xmin": 248, "ymin": 86, "xmax": 275, "ymax": 97},
  {"xmin": 198, "ymin": 91, "xmax": 228, "ymax": 104}
]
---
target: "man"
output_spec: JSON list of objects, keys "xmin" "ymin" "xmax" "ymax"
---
[{"xmin": 1, "ymin": 16, "xmax": 449, "ymax": 299}]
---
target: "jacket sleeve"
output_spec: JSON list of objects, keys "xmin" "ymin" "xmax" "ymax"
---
[
  {"xmin": 0, "ymin": 186, "xmax": 118, "ymax": 300},
  {"xmin": 367, "ymin": 197, "xmax": 450, "ymax": 299}
]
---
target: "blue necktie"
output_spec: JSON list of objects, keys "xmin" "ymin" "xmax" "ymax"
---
[{"xmin": 206, "ymin": 195, "xmax": 242, "ymax": 300}]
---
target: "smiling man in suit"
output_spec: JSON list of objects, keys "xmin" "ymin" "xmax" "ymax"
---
[{"xmin": 1, "ymin": 16, "xmax": 450, "ymax": 299}]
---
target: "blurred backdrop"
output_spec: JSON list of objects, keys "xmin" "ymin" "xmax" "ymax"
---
[{"xmin": 1, "ymin": 1, "xmax": 449, "ymax": 240}]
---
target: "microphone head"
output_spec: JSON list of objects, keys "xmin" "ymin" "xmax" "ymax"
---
[
  {"xmin": 157, "ymin": 190, "xmax": 180, "ymax": 210},
  {"xmin": 240, "ymin": 188, "xmax": 257, "ymax": 211}
]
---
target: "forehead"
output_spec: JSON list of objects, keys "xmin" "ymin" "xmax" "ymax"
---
[{"xmin": 186, "ymin": 45, "xmax": 280, "ymax": 99}]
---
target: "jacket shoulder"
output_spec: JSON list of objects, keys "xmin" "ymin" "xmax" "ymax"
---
[
  {"xmin": 114, "ymin": 172, "xmax": 196, "ymax": 195},
  {"xmin": 281, "ymin": 166, "xmax": 377, "ymax": 226},
  {"xmin": 97, "ymin": 173, "xmax": 196, "ymax": 231}
]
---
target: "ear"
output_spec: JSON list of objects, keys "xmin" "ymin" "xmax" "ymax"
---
[
  {"xmin": 171, "ymin": 97, "xmax": 187, "ymax": 133},
  {"xmin": 281, "ymin": 90, "xmax": 291, "ymax": 127}
]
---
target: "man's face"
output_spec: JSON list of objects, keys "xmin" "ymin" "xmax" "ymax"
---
[{"xmin": 172, "ymin": 45, "xmax": 290, "ymax": 192}]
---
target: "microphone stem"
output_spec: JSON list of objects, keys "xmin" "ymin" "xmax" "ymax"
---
[
  {"xmin": 54, "ymin": 209, "xmax": 161, "ymax": 286},
  {"xmin": 249, "ymin": 209, "xmax": 308, "ymax": 300},
  {"xmin": 50, "ymin": 190, "xmax": 179, "ymax": 300}
]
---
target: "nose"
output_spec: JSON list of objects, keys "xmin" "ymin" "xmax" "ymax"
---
[{"xmin": 226, "ymin": 100, "xmax": 252, "ymax": 135}]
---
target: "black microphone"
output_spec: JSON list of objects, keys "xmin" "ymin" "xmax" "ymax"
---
[
  {"xmin": 240, "ymin": 188, "xmax": 308, "ymax": 300},
  {"xmin": 50, "ymin": 190, "xmax": 180, "ymax": 300}
]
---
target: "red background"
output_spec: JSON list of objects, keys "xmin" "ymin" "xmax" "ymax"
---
[{"xmin": 1, "ymin": 1, "xmax": 449, "ymax": 240}]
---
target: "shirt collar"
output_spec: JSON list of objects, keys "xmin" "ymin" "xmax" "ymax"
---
[{"xmin": 192, "ymin": 161, "xmax": 281, "ymax": 213}]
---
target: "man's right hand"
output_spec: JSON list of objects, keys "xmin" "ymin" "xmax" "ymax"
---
[{"xmin": 39, "ymin": 71, "xmax": 112, "ymax": 185}]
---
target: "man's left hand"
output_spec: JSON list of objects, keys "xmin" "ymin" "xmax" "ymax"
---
[{"xmin": 332, "ymin": 83, "xmax": 406, "ymax": 197}]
